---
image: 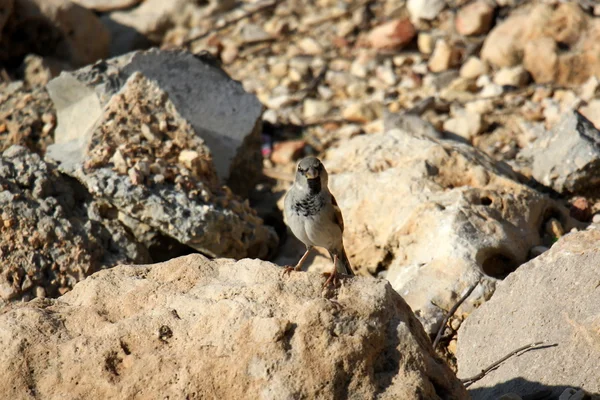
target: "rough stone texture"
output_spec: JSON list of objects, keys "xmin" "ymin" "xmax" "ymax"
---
[
  {"xmin": 0, "ymin": 81, "xmax": 55, "ymax": 154},
  {"xmin": 0, "ymin": 254, "xmax": 468, "ymax": 400},
  {"xmin": 407, "ymin": 0, "xmax": 446, "ymax": 21},
  {"xmin": 519, "ymin": 111, "xmax": 600, "ymax": 195},
  {"xmin": 455, "ymin": 1, "xmax": 495, "ymax": 36},
  {"xmin": 47, "ymin": 49, "xmax": 264, "ymax": 195},
  {"xmin": 481, "ymin": 3, "xmax": 600, "ymax": 86},
  {"xmin": 457, "ymin": 229, "xmax": 600, "ymax": 399},
  {"xmin": 293, "ymin": 129, "xmax": 574, "ymax": 333},
  {"xmin": 46, "ymin": 59, "xmax": 276, "ymax": 260},
  {"xmin": 71, "ymin": 0, "xmax": 140, "ymax": 12},
  {"xmin": 0, "ymin": 145, "xmax": 150, "ymax": 307},
  {"xmin": 0, "ymin": 0, "xmax": 110, "ymax": 67}
]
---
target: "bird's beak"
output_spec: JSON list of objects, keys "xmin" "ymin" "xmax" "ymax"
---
[{"xmin": 305, "ymin": 167, "xmax": 318, "ymax": 179}]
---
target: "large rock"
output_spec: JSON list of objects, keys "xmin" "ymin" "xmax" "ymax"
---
[
  {"xmin": 0, "ymin": 254, "xmax": 468, "ymax": 399},
  {"xmin": 0, "ymin": 0, "xmax": 110, "ymax": 67},
  {"xmin": 286, "ymin": 129, "xmax": 574, "ymax": 333},
  {"xmin": 481, "ymin": 3, "xmax": 600, "ymax": 86},
  {"xmin": 45, "ymin": 50, "xmax": 276, "ymax": 260},
  {"xmin": 0, "ymin": 145, "xmax": 150, "ymax": 306},
  {"xmin": 457, "ymin": 229, "xmax": 600, "ymax": 399},
  {"xmin": 47, "ymin": 49, "xmax": 264, "ymax": 195},
  {"xmin": 519, "ymin": 111, "xmax": 600, "ymax": 194}
]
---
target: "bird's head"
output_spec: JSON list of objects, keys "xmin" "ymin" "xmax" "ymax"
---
[{"xmin": 295, "ymin": 156, "xmax": 328, "ymax": 193}]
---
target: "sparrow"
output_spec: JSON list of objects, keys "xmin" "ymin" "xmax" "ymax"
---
[{"xmin": 283, "ymin": 156, "xmax": 354, "ymax": 287}]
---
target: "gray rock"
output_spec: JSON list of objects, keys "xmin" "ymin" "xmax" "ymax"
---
[
  {"xmin": 0, "ymin": 145, "xmax": 150, "ymax": 307},
  {"xmin": 47, "ymin": 48, "xmax": 263, "ymax": 195},
  {"xmin": 457, "ymin": 229, "xmax": 600, "ymax": 399},
  {"xmin": 383, "ymin": 110, "xmax": 442, "ymax": 140},
  {"xmin": 519, "ymin": 111, "xmax": 600, "ymax": 194},
  {"xmin": 46, "ymin": 53, "xmax": 277, "ymax": 260}
]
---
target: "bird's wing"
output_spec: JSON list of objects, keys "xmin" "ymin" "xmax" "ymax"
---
[{"xmin": 331, "ymin": 194, "xmax": 344, "ymax": 233}]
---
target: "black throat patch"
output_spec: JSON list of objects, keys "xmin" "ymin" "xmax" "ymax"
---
[{"xmin": 292, "ymin": 180, "xmax": 323, "ymax": 217}]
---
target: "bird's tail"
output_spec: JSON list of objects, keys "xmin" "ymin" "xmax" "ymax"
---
[{"xmin": 336, "ymin": 247, "xmax": 354, "ymax": 276}]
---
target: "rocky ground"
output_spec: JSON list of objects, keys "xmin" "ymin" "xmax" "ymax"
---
[{"xmin": 1, "ymin": 0, "xmax": 600, "ymax": 399}]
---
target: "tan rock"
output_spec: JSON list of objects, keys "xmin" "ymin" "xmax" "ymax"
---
[
  {"xmin": 459, "ymin": 56, "xmax": 488, "ymax": 79},
  {"xmin": 0, "ymin": 255, "xmax": 469, "ymax": 399},
  {"xmin": 457, "ymin": 229, "xmax": 600, "ymax": 398},
  {"xmin": 443, "ymin": 110, "xmax": 483, "ymax": 141},
  {"xmin": 523, "ymin": 37, "xmax": 557, "ymax": 84},
  {"xmin": 310, "ymin": 130, "xmax": 574, "ymax": 333},
  {"xmin": 455, "ymin": 1, "xmax": 495, "ymax": 36},
  {"xmin": 428, "ymin": 39, "xmax": 461, "ymax": 73},
  {"xmin": 271, "ymin": 140, "xmax": 306, "ymax": 165},
  {"xmin": 367, "ymin": 18, "xmax": 416, "ymax": 51},
  {"xmin": 493, "ymin": 65, "xmax": 529, "ymax": 87}
]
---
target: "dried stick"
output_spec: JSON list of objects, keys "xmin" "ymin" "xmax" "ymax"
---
[
  {"xmin": 461, "ymin": 341, "xmax": 550, "ymax": 387},
  {"xmin": 432, "ymin": 279, "xmax": 480, "ymax": 349}
]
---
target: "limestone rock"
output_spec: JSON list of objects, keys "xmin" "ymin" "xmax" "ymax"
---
[
  {"xmin": 407, "ymin": 0, "xmax": 446, "ymax": 21},
  {"xmin": 0, "ymin": 0, "xmax": 110, "ymax": 67},
  {"xmin": 455, "ymin": 1, "xmax": 495, "ymax": 36},
  {"xmin": 45, "ymin": 49, "xmax": 276, "ymax": 260},
  {"xmin": 0, "ymin": 254, "xmax": 469, "ymax": 399},
  {"xmin": 481, "ymin": 3, "xmax": 600, "ymax": 86},
  {"xmin": 457, "ymin": 229, "xmax": 600, "ymax": 399},
  {"xmin": 0, "ymin": 145, "xmax": 150, "ymax": 307},
  {"xmin": 519, "ymin": 111, "xmax": 600, "ymax": 194},
  {"xmin": 428, "ymin": 39, "xmax": 461, "ymax": 73},
  {"xmin": 305, "ymin": 129, "xmax": 573, "ymax": 333}
]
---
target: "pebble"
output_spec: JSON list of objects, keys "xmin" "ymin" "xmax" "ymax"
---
[
  {"xmin": 303, "ymin": 99, "xmax": 331, "ymax": 120},
  {"xmin": 460, "ymin": 56, "xmax": 488, "ymax": 79},
  {"xmin": 428, "ymin": 39, "xmax": 460, "ymax": 73},
  {"xmin": 545, "ymin": 218, "xmax": 565, "ymax": 238}
]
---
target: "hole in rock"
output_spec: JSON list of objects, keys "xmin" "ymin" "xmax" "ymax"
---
[
  {"xmin": 481, "ymin": 252, "xmax": 518, "ymax": 279},
  {"xmin": 480, "ymin": 196, "xmax": 493, "ymax": 206}
]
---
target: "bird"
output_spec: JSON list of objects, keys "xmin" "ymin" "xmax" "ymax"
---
[{"xmin": 283, "ymin": 156, "xmax": 354, "ymax": 287}]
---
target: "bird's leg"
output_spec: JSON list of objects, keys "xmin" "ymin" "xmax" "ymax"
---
[
  {"xmin": 283, "ymin": 247, "xmax": 312, "ymax": 275},
  {"xmin": 323, "ymin": 254, "xmax": 340, "ymax": 287}
]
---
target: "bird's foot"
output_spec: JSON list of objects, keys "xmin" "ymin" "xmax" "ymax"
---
[
  {"xmin": 282, "ymin": 265, "xmax": 301, "ymax": 276},
  {"xmin": 322, "ymin": 272, "xmax": 340, "ymax": 288}
]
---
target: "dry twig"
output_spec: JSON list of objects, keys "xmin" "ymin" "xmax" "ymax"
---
[
  {"xmin": 460, "ymin": 341, "xmax": 554, "ymax": 387},
  {"xmin": 432, "ymin": 279, "xmax": 480, "ymax": 349}
]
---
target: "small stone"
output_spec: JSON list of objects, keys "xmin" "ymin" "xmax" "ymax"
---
[
  {"xmin": 346, "ymin": 81, "xmax": 368, "ymax": 98},
  {"xmin": 408, "ymin": 0, "xmax": 446, "ymax": 21},
  {"xmin": 578, "ymin": 99, "xmax": 600, "ymax": 130},
  {"xmin": 178, "ymin": 150, "xmax": 200, "ymax": 170},
  {"xmin": 455, "ymin": 1, "xmax": 495, "ymax": 36},
  {"xmin": 593, "ymin": 214, "xmax": 600, "ymax": 224},
  {"xmin": 298, "ymin": 38, "xmax": 323, "ymax": 55},
  {"xmin": 460, "ymin": 57, "xmax": 488, "ymax": 79},
  {"xmin": 493, "ymin": 66, "xmax": 529, "ymax": 87},
  {"xmin": 545, "ymin": 218, "xmax": 564, "ymax": 238},
  {"xmin": 270, "ymin": 62, "xmax": 288, "ymax": 78},
  {"xmin": 35, "ymin": 286, "xmax": 46, "ymax": 298},
  {"xmin": 303, "ymin": 99, "xmax": 331, "ymax": 120},
  {"xmin": 417, "ymin": 32, "xmax": 435, "ymax": 55},
  {"xmin": 480, "ymin": 83, "xmax": 504, "ymax": 98},
  {"xmin": 271, "ymin": 140, "xmax": 306, "ymax": 165},
  {"xmin": 141, "ymin": 123, "xmax": 161, "ymax": 143},
  {"xmin": 443, "ymin": 111, "xmax": 482, "ymax": 141},
  {"xmin": 447, "ymin": 339, "xmax": 457, "ymax": 355},
  {"xmin": 559, "ymin": 388, "xmax": 587, "ymax": 400},
  {"xmin": 375, "ymin": 65, "xmax": 397, "ymax": 85},
  {"xmin": 367, "ymin": 18, "xmax": 416, "ymax": 50},
  {"xmin": 428, "ymin": 40, "xmax": 461, "ymax": 73},
  {"xmin": 569, "ymin": 197, "xmax": 591, "ymax": 222},
  {"xmin": 128, "ymin": 167, "xmax": 144, "ymax": 185}
]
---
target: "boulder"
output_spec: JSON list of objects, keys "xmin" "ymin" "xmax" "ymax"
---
[
  {"xmin": 457, "ymin": 229, "xmax": 600, "ymax": 399},
  {"xmin": 481, "ymin": 3, "xmax": 600, "ymax": 87},
  {"xmin": 518, "ymin": 111, "xmax": 600, "ymax": 194},
  {"xmin": 0, "ymin": 0, "xmax": 110, "ymax": 67},
  {"xmin": 0, "ymin": 145, "xmax": 150, "ymax": 307},
  {"xmin": 285, "ymin": 129, "xmax": 574, "ymax": 333},
  {"xmin": 0, "ymin": 254, "xmax": 469, "ymax": 399},
  {"xmin": 45, "ymin": 50, "xmax": 277, "ymax": 260}
]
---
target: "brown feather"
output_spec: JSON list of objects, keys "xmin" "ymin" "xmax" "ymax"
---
[{"xmin": 331, "ymin": 194, "xmax": 344, "ymax": 233}]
